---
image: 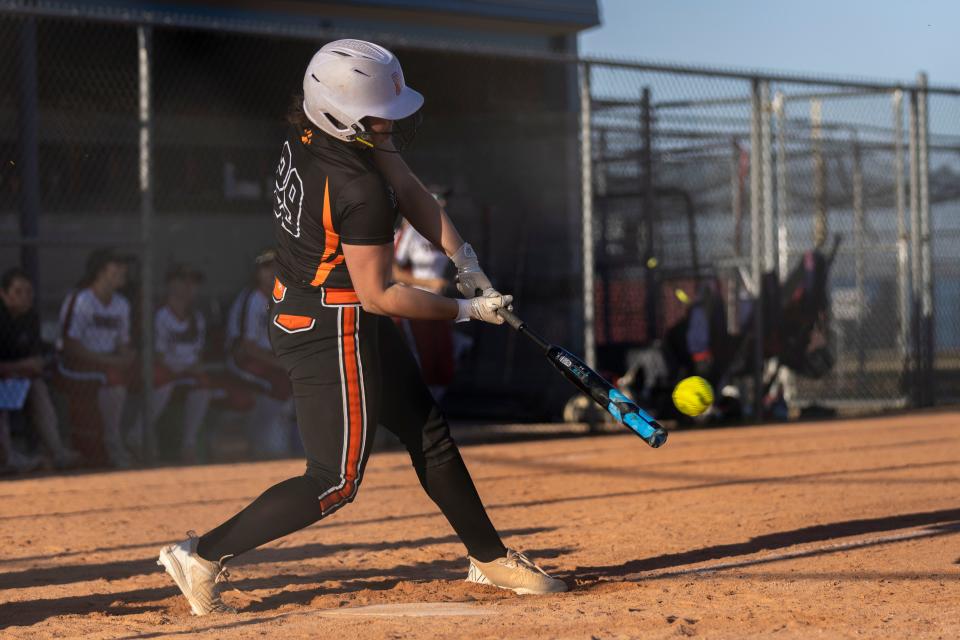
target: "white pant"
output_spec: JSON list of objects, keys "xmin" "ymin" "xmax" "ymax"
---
[{"xmin": 128, "ymin": 382, "xmax": 213, "ymax": 459}]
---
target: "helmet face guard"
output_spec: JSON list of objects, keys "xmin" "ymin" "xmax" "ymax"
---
[
  {"xmin": 391, "ymin": 111, "xmax": 422, "ymax": 151},
  {"xmin": 356, "ymin": 111, "xmax": 422, "ymax": 152}
]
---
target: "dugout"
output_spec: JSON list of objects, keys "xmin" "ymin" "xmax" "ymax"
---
[{"xmin": 0, "ymin": 1, "xmax": 600, "ymax": 419}]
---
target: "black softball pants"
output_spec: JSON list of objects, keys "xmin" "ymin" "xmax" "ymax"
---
[{"xmin": 197, "ymin": 298, "xmax": 505, "ymax": 563}]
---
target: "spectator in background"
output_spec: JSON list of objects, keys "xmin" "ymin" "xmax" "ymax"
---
[
  {"xmin": 128, "ymin": 264, "xmax": 213, "ymax": 463},
  {"xmin": 225, "ymin": 250, "xmax": 293, "ymax": 457},
  {"xmin": 393, "ymin": 187, "xmax": 456, "ymax": 402},
  {"xmin": 0, "ymin": 267, "xmax": 81, "ymax": 470},
  {"xmin": 57, "ymin": 248, "xmax": 137, "ymax": 468}
]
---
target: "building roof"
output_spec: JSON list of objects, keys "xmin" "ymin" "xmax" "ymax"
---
[
  {"xmin": 7, "ymin": 1, "xmax": 599, "ymax": 53},
  {"xmin": 329, "ymin": 0, "xmax": 600, "ymax": 28},
  {"xmin": 39, "ymin": 1, "xmax": 598, "ymax": 30}
]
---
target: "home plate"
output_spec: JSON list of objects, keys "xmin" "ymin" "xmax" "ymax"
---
[{"xmin": 317, "ymin": 602, "xmax": 496, "ymax": 618}]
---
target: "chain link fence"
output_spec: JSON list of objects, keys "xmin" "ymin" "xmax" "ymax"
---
[
  {"xmin": 585, "ymin": 61, "xmax": 960, "ymax": 419},
  {"xmin": 927, "ymin": 92, "xmax": 960, "ymax": 403},
  {"xmin": 1, "ymin": 5, "xmax": 958, "ymax": 471}
]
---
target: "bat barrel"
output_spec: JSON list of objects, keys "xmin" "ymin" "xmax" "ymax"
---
[
  {"xmin": 499, "ymin": 304, "xmax": 668, "ymax": 450},
  {"xmin": 621, "ymin": 407, "xmax": 669, "ymax": 448},
  {"xmin": 646, "ymin": 426, "xmax": 669, "ymax": 448}
]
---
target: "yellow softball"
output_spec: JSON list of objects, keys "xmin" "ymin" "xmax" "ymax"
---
[{"xmin": 672, "ymin": 376, "xmax": 714, "ymax": 417}]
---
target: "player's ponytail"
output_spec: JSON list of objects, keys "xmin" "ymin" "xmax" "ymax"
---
[{"xmin": 286, "ymin": 93, "xmax": 310, "ymax": 128}]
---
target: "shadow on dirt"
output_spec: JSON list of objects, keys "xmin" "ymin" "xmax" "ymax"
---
[
  {"xmin": 0, "ymin": 528, "xmax": 560, "ymax": 628},
  {"xmin": 575, "ymin": 507, "xmax": 960, "ymax": 580},
  {"xmin": 235, "ymin": 545, "xmax": 572, "ymax": 612},
  {"xmin": 0, "ymin": 526, "xmax": 554, "ymax": 591},
  {"xmin": 0, "ymin": 585, "xmax": 175, "ymax": 632}
]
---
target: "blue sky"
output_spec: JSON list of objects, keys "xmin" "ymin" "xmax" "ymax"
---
[{"xmin": 579, "ymin": 0, "xmax": 959, "ymax": 86}]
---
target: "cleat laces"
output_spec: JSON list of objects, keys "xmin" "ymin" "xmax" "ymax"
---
[{"xmin": 506, "ymin": 550, "xmax": 553, "ymax": 578}]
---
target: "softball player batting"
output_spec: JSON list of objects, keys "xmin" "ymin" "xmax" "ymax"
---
[{"xmin": 158, "ymin": 39, "xmax": 565, "ymax": 615}]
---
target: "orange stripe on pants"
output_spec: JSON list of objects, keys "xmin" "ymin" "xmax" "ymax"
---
[{"xmin": 319, "ymin": 306, "xmax": 364, "ymax": 514}]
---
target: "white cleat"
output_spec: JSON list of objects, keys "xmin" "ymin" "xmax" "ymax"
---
[
  {"xmin": 157, "ymin": 532, "xmax": 236, "ymax": 615},
  {"xmin": 466, "ymin": 549, "xmax": 568, "ymax": 595}
]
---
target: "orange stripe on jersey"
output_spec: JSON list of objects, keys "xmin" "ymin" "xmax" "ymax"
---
[
  {"xmin": 312, "ymin": 255, "xmax": 344, "ymax": 287},
  {"xmin": 319, "ymin": 307, "xmax": 364, "ymax": 514},
  {"xmin": 310, "ymin": 177, "xmax": 343, "ymax": 287},
  {"xmin": 272, "ymin": 277, "xmax": 286, "ymax": 303}
]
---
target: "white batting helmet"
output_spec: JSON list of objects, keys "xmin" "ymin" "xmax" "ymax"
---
[{"xmin": 302, "ymin": 39, "xmax": 424, "ymax": 144}]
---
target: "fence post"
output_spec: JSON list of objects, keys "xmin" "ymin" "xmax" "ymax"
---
[
  {"xmin": 907, "ymin": 87, "xmax": 921, "ymax": 407},
  {"xmin": 750, "ymin": 78, "xmax": 765, "ymax": 421},
  {"xmin": 640, "ymin": 86, "xmax": 657, "ymax": 343},
  {"xmin": 579, "ymin": 61, "xmax": 596, "ymax": 369},
  {"xmin": 761, "ymin": 81, "xmax": 775, "ymax": 276},
  {"xmin": 852, "ymin": 135, "xmax": 866, "ymax": 389},
  {"xmin": 773, "ymin": 91, "xmax": 789, "ymax": 281},
  {"xmin": 598, "ymin": 127, "xmax": 610, "ymax": 346},
  {"xmin": 728, "ymin": 138, "xmax": 743, "ymax": 333},
  {"xmin": 916, "ymin": 72, "xmax": 934, "ymax": 405},
  {"xmin": 16, "ymin": 17, "xmax": 40, "ymax": 284},
  {"xmin": 138, "ymin": 25, "xmax": 155, "ymax": 462},
  {"xmin": 892, "ymin": 89, "xmax": 909, "ymax": 400},
  {"xmin": 811, "ymin": 99, "xmax": 826, "ymax": 249},
  {"xmin": 772, "ymin": 90, "xmax": 796, "ymax": 407}
]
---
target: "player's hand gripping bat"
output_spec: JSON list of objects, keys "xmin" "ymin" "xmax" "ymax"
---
[{"xmin": 496, "ymin": 307, "xmax": 668, "ymax": 448}]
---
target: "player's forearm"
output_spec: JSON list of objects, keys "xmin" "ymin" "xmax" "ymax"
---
[
  {"xmin": 372, "ymin": 151, "xmax": 464, "ymax": 256},
  {"xmin": 405, "ymin": 202, "xmax": 465, "ymax": 259},
  {"xmin": 362, "ymin": 283, "xmax": 458, "ymax": 320}
]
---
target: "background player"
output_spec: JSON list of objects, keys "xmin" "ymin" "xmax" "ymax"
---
[
  {"xmin": 128, "ymin": 265, "xmax": 213, "ymax": 463},
  {"xmin": 57, "ymin": 249, "xmax": 136, "ymax": 468},
  {"xmin": 393, "ymin": 188, "xmax": 457, "ymax": 401},
  {"xmin": 224, "ymin": 251, "xmax": 295, "ymax": 457},
  {"xmin": 158, "ymin": 39, "xmax": 565, "ymax": 616},
  {"xmin": 0, "ymin": 267, "xmax": 81, "ymax": 470}
]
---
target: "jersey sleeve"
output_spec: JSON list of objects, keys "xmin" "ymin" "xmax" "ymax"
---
[
  {"xmin": 226, "ymin": 294, "xmax": 243, "ymax": 344},
  {"xmin": 63, "ymin": 293, "xmax": 90, "ymax": 343},
  {"xmin": 336, "ymin": 174, "xmax": 396, "ymax": 246},
  {"xmin": 154, "ymin": 309, "xmax": 170, "ymax": 355},
  {"xmin": 242, "ymin": 295, "xmax": 264, "ymax": 344}
]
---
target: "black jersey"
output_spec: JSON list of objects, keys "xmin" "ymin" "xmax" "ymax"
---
[
  {"xmin": 0, "ymin": 300, "xmax": 41, "ymax": 362},
  {"xmin": 273, "ymin": 125, "xmax": 398, "ymax": 292}
]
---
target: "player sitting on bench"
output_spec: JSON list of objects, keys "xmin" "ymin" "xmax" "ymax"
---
[{"xmin": 56, "ymin": 248, "xmax": 137, "ymax": 468}]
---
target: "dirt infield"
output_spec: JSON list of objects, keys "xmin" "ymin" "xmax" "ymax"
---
[{"xmin": 2, "ymin": 411, "xmax": 958, "ymax": 639}]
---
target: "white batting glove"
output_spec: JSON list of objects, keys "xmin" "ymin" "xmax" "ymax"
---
[
  {"xmin": 451, "ymin": 243, "xmax": 497, "ymax": 298},
  {"xmin": 456, "ymin": 292, "xmax": 514, "ymax": 325}
]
